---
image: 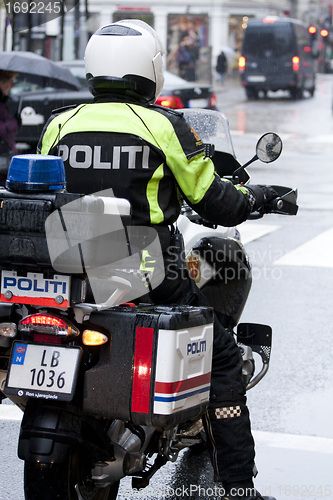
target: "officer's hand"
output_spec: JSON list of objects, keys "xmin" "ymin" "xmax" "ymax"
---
[{"xmin": 246, "ymin": 184, "xmax": 279, "ymax": 213}]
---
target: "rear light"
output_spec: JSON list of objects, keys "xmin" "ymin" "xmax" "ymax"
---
[
  {"xmin": 292, "ymin": 56, "xmax": 300, "ymax": 71},
  {"xmin": 82, "ymin": 330, "xmax": 108, "ymax": 346},
  {"xmin": 209, "ymin": 92, "xmax": 217, "ymax": 108},
  {"xmin": 238, "ymin": 56, "xmax": 246, "ymax": 72},
  {"xmin": 263, "ymin": 17, "xmax": 276, "ymax": 23},
  {"xmin": 0, "ymin": 323, "xmax": 17, "ymax": 337},
  {"xmin": 19, "ymin": 314, "xmax": 79, "ymax": 337},
  {"xmin": 155, "ymin": 95, "xmax": 184, "ymax": 109}
]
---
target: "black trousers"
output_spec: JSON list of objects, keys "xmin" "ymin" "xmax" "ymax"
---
[{"xmin": 149, "ymin": 252, "xmax": 256, "ymax": 484}]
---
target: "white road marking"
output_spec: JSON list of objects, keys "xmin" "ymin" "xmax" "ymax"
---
[
  {"xmin": 306, "ymin": 134, "xmax": 333, "ymax": 143},
  {"xmin": 0, "ymin": 402, "xmax": 331, "ymax": 458},
  {"xmin": 239, "ymin": 222, "xmax": 280, "ymax": 245},
  {"xmin": 253, "ymin": 430, "xmax": 333, "ymax": 455},
  {"xmin": 274, "ymin": 227, "xmax": 333, "ymax": 268},
  {"xmin": 0, "ymin": 403, "xmax": 23, "ymax": 421}
]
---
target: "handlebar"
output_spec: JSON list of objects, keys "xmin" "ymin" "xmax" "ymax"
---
[
  {"xmin": 183, "ymin": 185, "xmax": 298, "ymax": 224},
  {"xmin": 259, "ymin": 186, "xmax": 298, "ymax": 217}
]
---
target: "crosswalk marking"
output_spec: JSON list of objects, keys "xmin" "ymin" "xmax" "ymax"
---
[
  {"xmin": 306, "ymin": 134, "xmax": 333, "ymax": 144},
  {"xmin": 274, "ymin": 227, "xmax": 333, "ymax": 268},
  {"xmin": 239, "ymin": 222, "xmax": 279, "ymax": 245},
  {"xmin": 253, "ymin": 430, "xmax": 333, "ymax": 454}
]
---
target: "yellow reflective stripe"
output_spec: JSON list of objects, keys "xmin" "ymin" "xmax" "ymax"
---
[
  {"xmin": 235, "ymin": 184, "xmax": 248, "ymax": 194},
  {"xmin": 41, "ymin": 103, "xmax": 167, "ymax": 153},
  {"xmin": 40, "ymin": 105, "xmax": 87, "ymax": 154},
  {"xmin": 146, "ymin": 163, "xmax": 165, "ymax": 224},
  {"xmin": 214, "ymin": 175, "xmax": 249, "ymax": 194},
  {"xmin": 166, "ymin": 144, "xmax": 214, "ymax": 204}
]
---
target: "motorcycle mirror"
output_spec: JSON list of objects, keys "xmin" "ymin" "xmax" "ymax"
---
[
  {"xmin": 256, "ymin": 133, "xmax": 282, "ymax": 163},
  {"xmin": 232, "ymin": 132, "xmax": 283, "ymax": 180}
]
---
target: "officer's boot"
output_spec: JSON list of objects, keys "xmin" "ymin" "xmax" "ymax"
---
[
  {"xmin": 203, "ymin": 404, "xmax": 276, "ymax": 500},
  {"xmin": 221, "ymin": 480, "xmax": 276, "ymax": 500}
]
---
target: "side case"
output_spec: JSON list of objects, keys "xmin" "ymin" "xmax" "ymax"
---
[{"xmin": 83, "ymin": 305, "xmax": 214, "ymax": 429}]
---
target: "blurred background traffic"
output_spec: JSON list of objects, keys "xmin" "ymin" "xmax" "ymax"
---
[{"xmin": 0, "ymin": 0, "xmax": 332, "ymax": 158}]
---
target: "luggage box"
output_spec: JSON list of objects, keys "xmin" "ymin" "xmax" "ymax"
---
[
  {"xmin": 83, "ymin": 304, "xmax": 214, "ymax": 429},
  {"xmin": 0, "ymin": 189, "xmax": 82, "ymax": 272},
  {"xmin": 0, "ymin": 189, "xmax": 131, "ymax": 306}
]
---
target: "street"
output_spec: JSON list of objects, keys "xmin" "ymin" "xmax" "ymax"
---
[{"xmin": 0, "ymin": 73, "xmax": 333, "ymax": 500}]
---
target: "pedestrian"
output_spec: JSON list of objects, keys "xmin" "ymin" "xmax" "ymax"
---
[
  {"xmin": 216, "ymin": 51, "xmax": 228, "ymax": 84},
  {"xmin": 0, "ymin": 69, "xmax": 19, "ymax": 184},
  {"xmin": 38, "ymin": 19, "xmax": 279, "ymax": 500}
]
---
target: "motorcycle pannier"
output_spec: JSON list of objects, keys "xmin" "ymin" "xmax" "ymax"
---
[{"xmin": 83, "ymin": 304, "xmax": 214, "ymax": 429}]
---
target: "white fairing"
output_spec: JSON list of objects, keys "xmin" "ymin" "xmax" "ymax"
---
[
  {"xmin": 178, "ymin": 214, "xmax": 237, "ymax": 255},
  {"xmin": 179, "ymin": 214, "xmax": 240, "ymax": 289}
]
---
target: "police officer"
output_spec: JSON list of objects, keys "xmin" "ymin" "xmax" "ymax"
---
[{"xmin": 38, "ymin": 20, "xmax": 278, "ymax": 500}]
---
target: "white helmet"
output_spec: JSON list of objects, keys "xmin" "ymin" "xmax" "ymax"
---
[{"xmin": 85, "ymin": 19, "xmax": 165, "ymax": 103}]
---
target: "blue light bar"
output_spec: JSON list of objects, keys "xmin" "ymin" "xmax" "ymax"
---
[{"xmin": 6, "ymin": 154, "xmax": 66, "ymax": 192}]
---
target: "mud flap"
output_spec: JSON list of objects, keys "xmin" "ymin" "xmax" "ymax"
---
[
  {"xmin": 237, "ymin": 323, "xmax": 272, "ymax": 389},
  {"xmin": 18, "ymin": 399, "xmax": 87, "ymax": 463}
]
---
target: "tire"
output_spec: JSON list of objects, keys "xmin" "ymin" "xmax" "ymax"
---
[
  {"xmin": 245, "ymin": 87, "xmax": 258, "ymax": 100},
  {"xmin": 24, "ymin": 452, "xmax": 120, "ymax": 500},
  {"xmin": 290, "ymin": 86, "xmax": 303, "ymax": 99},
  {"xmin": 308, "ymin": 85, "xmax": 315, "ymax": 97}
]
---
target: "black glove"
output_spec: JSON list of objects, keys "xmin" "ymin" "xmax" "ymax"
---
[{"xmin": 246, "ymin": 184, "xmax": 279, "ymax": 212}]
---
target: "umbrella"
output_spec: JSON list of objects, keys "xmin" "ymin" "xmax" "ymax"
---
[
  {"xmin": 0, "ymin": 51, "xmax": 81, "ymax": 90},
  {"xmin": 219, "ymin": 46, "xmax": 235, "ymax": 57}
]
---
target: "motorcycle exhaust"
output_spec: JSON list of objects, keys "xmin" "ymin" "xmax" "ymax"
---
[{"xmin": 92, "ymin": 420, "xmax": 155, "ymax": 488}]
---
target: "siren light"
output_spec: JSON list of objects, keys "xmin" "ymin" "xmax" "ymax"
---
[{"xmin": 6, "ymin": 154, "xmax": 66, "ymax": 192}]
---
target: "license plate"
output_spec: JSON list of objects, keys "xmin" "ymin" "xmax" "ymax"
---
[
  {"xmin": 0, "ymin": 271, "xmax": 70, "ymax": 308},
  {"xmin": 188, "ymin": 98, "xmax": 209, "ymax": 108},
  {"xmin": 247, "ymin": 75, "xmax": 266, "ymax": 82},
  {"xmin": 4, "ymin": 342, "xmax": 81, "ymax": 401}
]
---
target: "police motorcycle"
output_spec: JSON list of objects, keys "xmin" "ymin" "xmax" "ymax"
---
[{"xmin": 0, "ymin": 109, "xmax": 297, "ymax": 499}]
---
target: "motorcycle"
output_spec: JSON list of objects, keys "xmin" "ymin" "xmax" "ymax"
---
[{"xmin": 0, "ymin": 109, "xmax": 297, "ymax": 499}]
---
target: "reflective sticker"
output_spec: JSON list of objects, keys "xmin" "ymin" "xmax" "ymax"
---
[{"xmin": 215, "ymin": 406, "xmax": 241, "ymax": 419}]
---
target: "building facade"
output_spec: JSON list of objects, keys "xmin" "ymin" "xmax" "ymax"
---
[{"xmin": 1, "ymin": 0, "xmax": 332, "ymax": 79}]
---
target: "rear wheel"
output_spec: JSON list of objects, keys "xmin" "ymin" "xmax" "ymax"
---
[
  {"xmin": 24, "ymin": 452, "xmax": 120, "ymax": 500},
  {"xmin": 245, "ymin": 87, "xmax": 259, "ymax": 100},
  {"xmin": 290, "ymin": 86, "xmax": 303, "ymax": 99},
  {"xmin": 308, "ymin": 85, "xmax": 315, "ymax": 97}
]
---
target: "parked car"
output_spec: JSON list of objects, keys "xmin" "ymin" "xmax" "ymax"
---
[
  {"xmin": 58, "ymin": 60, "xmax": 217, "ymax": 110},
  {"xmin": 239, "ymin": 16, "xmax": 316, "ymax": 99},
  {"xmin": 9, "ymin": 61, "xmax": 216, "ymax": 149}
]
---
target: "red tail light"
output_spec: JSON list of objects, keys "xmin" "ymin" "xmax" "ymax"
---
[
  {"xmin": 292, "ymin": 56, "xmax": 300, "ymax": 71},
  {"xmin": 238, "ymin": 56, "xmax": 246, "ymax": 73},
  {"xmin": 209, "ymin": 92, "xmax": 217, "ymax": 108},
  {"xmin": 155, "ymin": 95, "xmax": 184, "ymax": 109},
  {"xmin": 19, "ymin": 314, "xmax": 80, "ymax": 338}
]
